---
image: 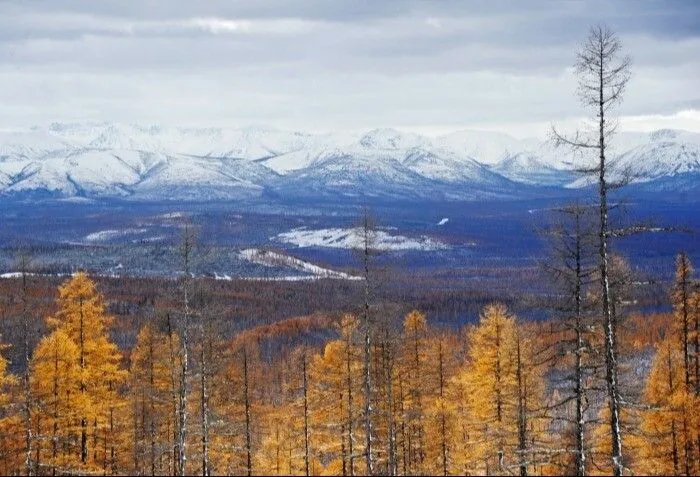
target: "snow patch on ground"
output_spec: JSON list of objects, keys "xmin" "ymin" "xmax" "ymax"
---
[
  {"xmin": 157, "ymin": 212, "xmax": 186, "ymax": 219},
  {"xmin": 274, "ymin": 227, "xmax": 448, "ymax": 251},
  {"xmin": 84, "ymin": 228, "xmax": 148, "ymax": 242},
  {"xmin": 238, "ymin": 248, "xmax": 360, "ymax": 280}
]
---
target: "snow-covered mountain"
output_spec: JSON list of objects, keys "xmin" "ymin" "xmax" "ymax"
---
[{"xmin": 0, "ymin": 122, "xmax": 697, "ymax": 202}]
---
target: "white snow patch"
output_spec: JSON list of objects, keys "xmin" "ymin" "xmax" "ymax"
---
[
  {"xmin": 238, "ymin": 248, "xmax": 359, "ymax": 280},
  {"xmin": 84, "ymin": 228, "xmax": 148, "ymax": 242},
  {"xmin": 437, "ymin": 218, "xmax": 449, "ymax": 226},
  {"xmin": 158, "ymin": 212, "xmax": 186, "ymax": 219},
  {"xmin": 0, "ymin": 272, "xmax": 30, "ymax": 278},
  {"xmin": 274, "ymin": 227, "xmax": 448, "ymax": 251}
]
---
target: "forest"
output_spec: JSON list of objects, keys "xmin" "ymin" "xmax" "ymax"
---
[
  {"xmin": 0, "ymin": 23, "xmax": 698, "ymax": 477},
  {"xmin": 0, "ymin": 246, "xmax": 697, "ymax": 476}
]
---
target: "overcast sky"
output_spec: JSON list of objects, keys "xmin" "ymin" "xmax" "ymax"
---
[{"xmin": 1, "ymin": 0, "xmax": 698, "ymax": 137}]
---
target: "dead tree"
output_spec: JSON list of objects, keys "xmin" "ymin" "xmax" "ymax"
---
[
  {"xmin": 243, "ymin": 347, "xmax": 253, "ymax": 477},
  {"xmin": 176, "ymin": 223, "xmax": 197, "ymax": 476},
  {"xmin": 302, "ymin": 353, "xmax": 310, "ymax": 477},
  {"xmin": 541, "ymin": 204, "xmax": 599, "ymax": 476},
  {"xmin": 16, "ymin": 253, "xmax": 36, "ymax": 476},
  {"xmin": 552, "ymin": 25, "xmax": 632, "ymax": 476},
  {"xmin": 355, "ymin": 208, "xmax": 380, "ymax": 475}
]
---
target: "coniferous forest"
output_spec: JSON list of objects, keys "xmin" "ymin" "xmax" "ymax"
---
[{"xmin": 0, "ymin": 12, "xmax": 699, "ymax": 477}]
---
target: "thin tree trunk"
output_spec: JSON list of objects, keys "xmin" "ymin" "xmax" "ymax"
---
[
  {"xmin": 177, "ymin": 296, "xmax": 189, "ymax": 476},
  {"xmin": 177, "ymin": 228, "xmax": 194, "ymax": 477},
  {"xmin": 495, "ymin": 320, "xmax": 504, "ymax": 472},
  {"xmin": 677, "ymin": 255, "xmax": 692, "ymax": 476},
  {"xmin": 244, "ymin": 348, "xmax": 252, "ymax": 477},
  {"xmin": 516, "ymin": 334, "xmax": 528, "ymax": 477},
  {"xmin": 303, "ymin": 354, "xmax": 310, "ymax": 477},
  {"xmin": 362, "ymin": 215, "xmax": 374, "ymax": 476},
  {"xmin": 438, "ymin": 340, "xmax": 448, "ymax": 477},
  {"xmin": 167, "ymin": 313, "xmax": 179, "ymax": 476},
  {"xmin": 573, "ymin": 210, "xmax": 587, "ymax": 477},
  {"xmin": 79, "ymin": 296, "xmax": 88, "ymax": 465},
  {"xmin": 52, "ymin": 348, "xmax": 59, "ymax": 477},
  {"xmin": 384, "ymin": 333, "xmax": 397, "ymax": 476},
  {"xmin": 667, "ymin": 343, "xmax": 680, "ymax": 475},
  {"xmin": 149, "ymin": 339, "xmax": 156, "ymax": 477},
  {"xmin": 345, "ymin": 331, "xmax": 355, "ymax": 477},
  {"xmin": 201, "ymin": 327, "xmax": 210, "ymax": 477},
  {"xmin": 20, "ymin": 262, "xmax": 35, "ymax": 476},
  {"xmin": 597, "ymin": 55, "xmax": 624, "ymax": 476}
]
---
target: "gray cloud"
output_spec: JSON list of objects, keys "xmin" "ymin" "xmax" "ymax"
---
[{"xmin": 0, "ymin": 0, "xmax": 698, "ymax": 134}]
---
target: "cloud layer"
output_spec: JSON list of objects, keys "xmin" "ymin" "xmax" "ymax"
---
[{"xmin": 1, "ymin": 0, "xmax": 698, "ymax": 135}]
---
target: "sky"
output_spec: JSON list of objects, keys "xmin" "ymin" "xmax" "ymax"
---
[{"xmin": 1, "ymin": 0, "xmax": 699, "ymax": 137}]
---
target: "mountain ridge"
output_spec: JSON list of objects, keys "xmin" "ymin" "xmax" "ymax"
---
[{"xmin": 0, "ymin": 122, "xmax": 698, "ymax": 202}]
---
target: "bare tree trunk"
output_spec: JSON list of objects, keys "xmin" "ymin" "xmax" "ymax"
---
[
  {"xmin": 438, "ymin": 339, "xmax": 448, "ymax": 477},
  {"xmin": 677, "ymin": 254, "xmax": 692, "ymax": 389},
  {"xmin": 597, "ymin": 65, "xmax": 624, "ymax": 477},
  {"xmin": 573, "ymin": 209, "xmax": 587, "ymax": 477},
  {"xmin": 18, "ymin": 256, "xmax": 35, "ymax": 476},
  {"xmin": 383, "ymin": 331, "xmax": 397, "ymax": 476},
  {"xmin": 667, "ymin": 343, "xmax": 680, "ymax": 474},
  {"xmin": 361, "ymin": 211, "xmax": 375, "ymax": 476},
  {"xmin": 302, "ymin": 354, "xmax": 310, "ymax": 477},
  {"xmin": 398, "ymin": 371, "xmax": 407, "ymax": 475},
  {"xmin": 552, "ymin": 26, "xmax": 631, "ymax": 476},
  {"xmin": 345, "ymin": 334, "xmax": 355, "ymax": 477},
  {"xmin": 516, "ymin": 333, "xmax": 528, "ymax": 477},
  {"xmin": 177, "ymin": 225, "xmax": 195, "ymax": 477},
  {"xmin": 200, "ymin": 326, "xmax": 210, "ymax": 477},
  {"xmin": 177, "ymin": 290, "xmax": 189, "ymax": 477},
  {"xmin": 341, "ymin": 417, "xmax": 347, "ymax": 477},
  {"xmin": 167, "ymin": 313, "xmax": 179, "ymax": 476},
  {"xmin": 243, "ymin": 348, "xmax": 252, "ymax": 477},
  {"xmin": 149, "ymin": 338, "xmax": 156, "ymax": 477}
]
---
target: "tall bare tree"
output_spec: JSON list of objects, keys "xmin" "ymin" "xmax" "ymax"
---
[
  {"xmin": 356, "ymin": 208, "xmax": 379, "ymax": 475},
  {"xmin": 176, "ymin": 223, "xmax": 197, "ymax": 476},
  {"xmin": 542, "ymin": 204, "xmax": 599, "ymax": 476},
  {"xmin": 552, "ymin": 25, "xmax": 631, "ymax": 476},
  {"xmin": 16, "ymin": 253, "xmax": 37, "ymax": 476},
  {"xmin": 302, "ymin": 353, "xmax": 310, "ymax": 477}
]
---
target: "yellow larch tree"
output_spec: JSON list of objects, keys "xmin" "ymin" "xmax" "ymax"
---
[
  {"xmin": 397, "ymin": 310, "xmax": 429, "ymax": 476},
  {"xmin": 635, "ymin": 336, "xmax": 690, "ymax": 475},
  {"xmin": 131, "ymin": 323, "xmax": 182, "ymax": 475},
  {"xmin": 450, "ymin": 303, "xmax": 547, "ymax": 476},
  {"xmin": 42, "ymin": 272, "xmax": 127, "ymax": 473},
  {"xmin": 0, "ymin": 339, "xmax": 19, "ymax": 475},
  {"xmin": 212, "ymin": 341, "xmax": 261, "ymax": 476},
  {"xmin": 669, "ymin": 253, "xmax": 699, "ymax": 476},
  {"xmin": 30, "ymin": 329, "xmax": 82, "ymax": 475},
  {"xmin": 308, "ymin": 325, "xmax": 364, "ymax": 476},
  {"xmin": 423, "ymin": 333, "xmax": 459, "ymax": 477}
]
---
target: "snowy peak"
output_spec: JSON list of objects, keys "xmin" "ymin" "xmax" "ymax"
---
[
  {"xmin": 0, "ymin": 122, "xmax": 698, "ymax": 201},
  {"xmin": 616, "ymin": 140, "xmax": 700, "ymax": 182},
  {"xmin": 402, "ymin": 148, "xmax": 504, "ymax": 185},
  {"xmin": 492, "ymin": 153, "xmax": 575, "ymax": 187},
  {"xmin": 358, "ymin": 128, "xmax": 430, "ymax": 151},
  {"xmin": 436, "ymin": 129, "xmax": 528, "ymax": 165},
  {"xmin": 0, "ymin": 129, "xmax": 76, "ymax": 160}
]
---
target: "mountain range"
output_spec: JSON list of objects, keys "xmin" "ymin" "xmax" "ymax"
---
[{"xmin": 0, "ymin": 122, "xmax": 698, "ymax": 202}]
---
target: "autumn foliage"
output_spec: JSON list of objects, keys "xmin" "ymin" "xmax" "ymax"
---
[{"xmin": 0, "ymin": 256, "xmax": 698, "ymax": 475}]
